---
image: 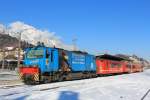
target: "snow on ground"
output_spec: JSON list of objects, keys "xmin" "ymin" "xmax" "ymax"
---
[
  {"xmin": 0, "ymin": 70, "xmax": 150, "ymax": 100},
  {"xmin": 0, "ymin": 70, "xmax": 19, "ymax": 81},
  {"xmin": 0, "ymin": 70, "xmax": 23, "ymax": 87}
]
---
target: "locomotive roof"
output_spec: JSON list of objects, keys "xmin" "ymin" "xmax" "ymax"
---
[
  {"xmin": 71, "ymin": 50, "xmax": 88, "ymax": 54},
  {"xmin": 26, "ymin": 45, "xmax": 89, "ymax": 54},
  {"xmin": 96, "ymin": 54, "xmax": 126, "ymax": 61}
]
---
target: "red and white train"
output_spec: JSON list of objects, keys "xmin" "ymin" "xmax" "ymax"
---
[{"xmin": 96, "ymin": 54, "xmax": 143, "ymax": 75}]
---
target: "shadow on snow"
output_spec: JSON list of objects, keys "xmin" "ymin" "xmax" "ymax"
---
[{"xmin": 58, "ymin": 91, "xmax": 79, "ymax": 100}]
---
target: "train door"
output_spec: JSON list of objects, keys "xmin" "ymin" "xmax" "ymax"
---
[
  {"xmin": 105, "ymin": 60, "xmax": 110, "ymax": 74},
  {"xmin": 117, "ymin": 62, "xmax": 123, "ymax": 73},
  {"xmin": 96, "ymin": 59, "xmax": 108, "ymax": 74},
  {"xmin": 122, "ymin": 62, "xmax": 127, "ymax": 73},
  {"xmin": 46, "ymin": 48, "xmax": 59, "ymax": 72},
  {"xmin": 100, "ymin": 60, "xmax": 109, "ymax": 74},
  {"xmin": 108, "ymin": 60, "xmax": 115, "ymax": 73}
]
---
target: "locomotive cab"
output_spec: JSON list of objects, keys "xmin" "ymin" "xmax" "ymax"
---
[{"xmin": 19, "ymin": 44, "xmax": 59, "ymax": 84}]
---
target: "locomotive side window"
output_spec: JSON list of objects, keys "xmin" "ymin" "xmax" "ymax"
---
[{"xmin": 27, "ymin": 48, "xmax": 44, "ymax": 58}]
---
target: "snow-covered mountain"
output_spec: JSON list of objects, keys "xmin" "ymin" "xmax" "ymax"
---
[
  {"xmin": 0, "ymin": 21, "xmax": 74, "ymax": 50},
  {"xmin": 0, "ymin": 33, "xmax": 33, "ymax": 50}
]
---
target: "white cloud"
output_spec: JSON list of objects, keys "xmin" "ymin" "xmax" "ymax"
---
[{"xmin": 6, "ymin": 21, "xmax": 74, "ymax": 50}]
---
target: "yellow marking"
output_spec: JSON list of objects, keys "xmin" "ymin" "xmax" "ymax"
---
[
  {"xmin": 46, "ymin": 59, "xmax": 49, "ymax": 65},
  {"xmin": 33, "ymin": 73, "xmax": 39, "ymax": 81},
  {"xmin": 18, "ymin": 73, "xmax": 23, "ymax": 79}
]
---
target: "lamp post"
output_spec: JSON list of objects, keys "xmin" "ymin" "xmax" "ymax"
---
[{"xmin": 1, "ymin": 26, "xmax": 6, "ymax": 70}]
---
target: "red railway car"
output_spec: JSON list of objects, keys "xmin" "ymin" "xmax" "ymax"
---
[
  {"xmin": 130, "ymin": 63, "xmax": 143, "ymax": 73},
  {"xmin": 96, "ymin": 54, "xmax": 143, "ymax": 75},
  {"xmin": 124, "ymin": 62, "xmax": 133, "ymax": 73},
  {"xmin": 96, "ymin": 54, "xmax": 128, "ymax": 75}
]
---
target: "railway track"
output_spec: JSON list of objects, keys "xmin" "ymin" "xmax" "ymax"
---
[{"xmin": 141, "ymin": 89, "xmax": 150, "ymax": 100}]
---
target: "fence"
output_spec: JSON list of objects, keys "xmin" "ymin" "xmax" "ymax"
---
[{"xmin": 0, "ymin": 60, "xmax": 17, "ymax": 70}]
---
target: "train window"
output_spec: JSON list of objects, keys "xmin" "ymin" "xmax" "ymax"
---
[
  {"xmin": 118, "ymin": 64, "xmax": 121, "ymax": 67},
  {"xmin": 126, "ymin": 64, "xmax": 131, "ymax": 68},
  {"xmin": 111, "ymin": 63, "xmax": 116, "ymax": 68},
  {"xmin": 111, "ymin": 63, "xmax": 121, "ymax": 68},
  {"xmin": 51, "ymin": 51, "xmax": 53, "ymax": 62},
  {"xmin": 132, "ymin": 65, "xmax": 135, "ymax": 68},
  {"xmin": 111, "ymin": 64, "xmax": 114, "ymax": 67},
  {"xmin": 46, "ymin": 50, "xmax": 50, "ymax": 58},
  {"xmin": 101, "ymin": 60, "xmax": 103, "ymax": 62},
  {"xmin": 27, "ymin": 48, "xmax": 44, "ymax": 58}
]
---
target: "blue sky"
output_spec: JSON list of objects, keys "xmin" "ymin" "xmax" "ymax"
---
[{"xmin": 0, "ymin": 0, "xmax": 150, "ymax": 59}]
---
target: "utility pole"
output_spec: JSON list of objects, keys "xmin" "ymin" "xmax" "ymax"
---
[
  {"xmin": 2, "ymin": 49, "xmax": 5, "ymax": 70},
  {"xmin": 72, "ymin": 38, "xmax": 77, "ymax": 51},
  {"xmin": 17, "ymin": 32, "xmax": 21, "ymax": 68},
  {"xmin": 16, "ymin": 28, "xmax": 32, "ymax": 68},
  {"xmin": 1, "ymin": 26, "xmax": 6, "ymax": 70}
]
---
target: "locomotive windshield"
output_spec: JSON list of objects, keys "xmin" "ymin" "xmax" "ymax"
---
[{"xmin": 26, "ymin": 48, "xmax": 44, "ymax": 59}]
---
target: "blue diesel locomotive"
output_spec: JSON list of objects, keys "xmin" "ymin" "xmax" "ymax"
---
[{"xmin": 19, "ymin": 43, "xmax": 96, "ymax": 84}]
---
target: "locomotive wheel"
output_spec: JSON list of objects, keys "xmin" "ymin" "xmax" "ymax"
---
[
  {"xmin": 58, "ymin": 76, "xmax": 64, "ymax": 82},
  {"xmin": 65, "ymin": 73, "xmax": 72, "ymax": 81},
  {"xmin": 41, "ymin": 76, "xmax": 52, "ymax": 83},
  {"xmin": 23, "ymin": 77, "xmax": 36, "ymax": 85}
]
